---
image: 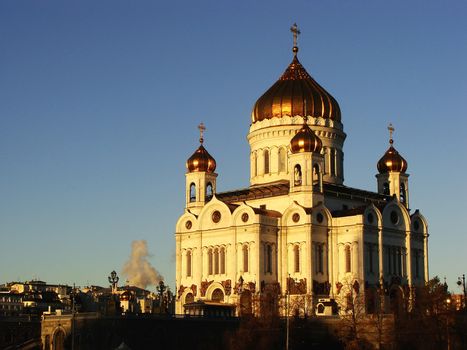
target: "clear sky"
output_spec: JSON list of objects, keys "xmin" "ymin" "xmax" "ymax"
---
[{"xmin": 1, "ymin": 1, "xmax": 466, "ymax": 293}]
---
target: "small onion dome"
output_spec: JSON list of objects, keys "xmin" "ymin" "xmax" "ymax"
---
[
  {"xmin": 186, "ymin": 144, "xmax": 216, "ymax": 173},
  {"xmin": 377, "ymin": 142, "xmax": 408, "ymax": 173},
  {"xmin": 251, "ymin": 55, "xmax": 341, "ymax": 123},
  {"xmin": 290, "ymin": 120, "xmax": 322, "ymax": 153}
]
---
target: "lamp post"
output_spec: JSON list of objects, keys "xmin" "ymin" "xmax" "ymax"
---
[
  {"xmin": 457, "ymin": 274, "xmax": 466, "ymax": 310},
  {"xmin": 157, "ymin": 280, "xmax": 166, "ymax": 314},
  {"xmin": 108, "ymin": 270, "xmax": 119, "ymax": 295}
]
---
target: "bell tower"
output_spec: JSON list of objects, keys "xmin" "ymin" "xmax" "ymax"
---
[
  {"xmin": 185, "ymin": 123, "xmax": 217, "ymax": 215},
  {"xmin": 376, "ymin": 124, "xmax": 409, "ymax": 208}
]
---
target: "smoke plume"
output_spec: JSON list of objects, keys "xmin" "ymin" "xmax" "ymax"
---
[{"xmin": 122, "ymin": 240, "xmax": 163, "ymax": 289}]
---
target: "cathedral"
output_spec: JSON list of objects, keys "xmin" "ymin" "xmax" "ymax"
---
[{"xmin": 175, "ymin": 25, "xmax": 429, "ymax": 316}]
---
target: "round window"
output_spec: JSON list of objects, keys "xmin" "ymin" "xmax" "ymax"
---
[
  {"xmin": 316, "ymin": 213, "xmax": 324, "ymax": 223},
  {"xmin": 292, "ymin": 213, "xmax": 300, "ymax": 223},
  {"xmin": 367, "ymin": 213, "xmax": 374, "ymax": 224},
  {"xmin": 241, "ymin": 213, "xmax": 249, "ymax": 223},
  {"xmin": 185, "ymin": 220, "xmax": 192, "ymax": 230},
  {"xmin": 390, "ymin": 210, "xmax": 399, "ymax": 225},
  {"xmin": 212, "ymin": 210, "xmax": 221, "ymax": 223}
]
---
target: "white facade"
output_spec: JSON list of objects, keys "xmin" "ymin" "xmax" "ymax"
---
[{"xmin": 175, "ymin": 44, "xmax": 429, "ymax": 316}]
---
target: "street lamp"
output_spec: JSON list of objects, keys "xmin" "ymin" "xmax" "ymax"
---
[
  {"xmin": 108, "ymin": 270, "xmax": 119, "ymax": 294},
  {"xmin": 457, "ymin": 274, "xmax": 466, "ymax": 310}
]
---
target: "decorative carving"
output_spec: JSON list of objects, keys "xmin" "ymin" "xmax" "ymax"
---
[
  {"xmin": 222, "ymin": 280, "xmax": 232, "ymax": 296},
  {"xmin": 200, "ymin": 281, "xmax": 213, "ymax": 297},
  {"xmin": 190, "ymin": 284, "xmax": 197, "ymax": 296},
  {"xmin": 248, "ymin": 282, "xmax": 256, "ymax": 293},
  {"xmin": 241, "ymin": 213, "xmax": 249, "ymax": 222},
  {"xmin": 313, "ymin": 280, "xmax": 330, "ymax": 296},
  {"xmin": 287, "ymin": 277, "xmax": 306, "ymax": 295},
  {"xmin": 336, "ymin": 282, "xmax": 343, "ymax": 295},
  {"xmin": 185, "ymin": 220, "xmax": 192, "ymax": 229},
  {"xmin": 177, "ymin": 285, "xmax": 186, "ymax": 299},
  {"xmin": 353, "ymin": 280, "xmax": 360, "ymax": 294}
]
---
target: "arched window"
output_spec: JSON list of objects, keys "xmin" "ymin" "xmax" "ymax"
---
[
  {"xmin": 278, "ymin": 147, "xmax": 286, "ymax": 172},
  {"xmin": 208, "ymin": 248, "xmax": 213, "ymax": 275},
  {"xmin": 214, "ymin": 248, "xmax": 219, "ymax": 274},
  {"xmin": 313, "ymin": 164, "xmax": 320, "ymax": 184},
  {"xmin": 294, "ymin": 165, "xmax": 302, "ymax": 186},
  {"xmin": 294, "ymin": 245, "xmax": 300, "ymax": 273},
  {"xmin": 400, "ymin": 183, "xmax": 406, "ymax": 204},
  {"xmin": 243, "ymin": 245, "xmax": 249, "ymax": 273},
  {"xmin": 315, "ymin": 244, "xmax": 323, "ymax": 274},
  {"xmin": 266, "ymin": 245, "xmax": 272, "ymax": 273},
  {"xmin": 220, "ymin": 247, "xmax": 225, "ymax": 274},
  {"xmin": 256, "ymin": 152, "xmax": 261, "ymax": 176},
  {"xmin": 206, "ymin": 182, "xmax": 213, "ymax": 201},
  {"xmin": 53, "ymin": 330, "xmax": 65, "ymax": 350},
  {"xmin": 345, "ymin": 245, "xmax": 351, "ymax": 273},
  {"xmin": 189, "ymin": 183, "xmax": 196, "ymax": 202},
  {"xmin": 383, "ymin": 182, "xmax": 390, "ymax": 195},
  {"xmin": 252, "ymin": 152, "xmax": 257, "ymax": 176},
  {"xmin": 186, "ymin": 250, "xmax": 192, "ymax": 277},
  {"xmin": 330, "ymin": 149, "xmax": 336, "ymax": 176},
  {"xmin": 264, "ymin": 149, "xmax": 270, "ymax": 174}
]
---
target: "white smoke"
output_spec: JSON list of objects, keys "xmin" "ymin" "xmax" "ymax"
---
[{"xmin": 122, "ymin": 240, "xmax": 163, "ymax": 289}]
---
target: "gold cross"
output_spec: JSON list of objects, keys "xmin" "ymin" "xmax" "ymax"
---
[
  {"xmin": 388, "ymin": 123, "xmax": 394, "ymax": 144},
  {"xmin": 290, "ymin": 23, "xmax": 300, "ymax": 52},
  {"xmin": 198, "ymin": 122, "xmax": 206, "ymax": 144}
]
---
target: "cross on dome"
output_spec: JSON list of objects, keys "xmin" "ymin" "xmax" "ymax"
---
[
  {"xmin": 388, "ymin": 123, "xmax": 395, "ymax": 145},
  {"xmin": 198, "ymin": 122, "xmax": 206, "ymax": 144},
  {"xmin": 290, "ymin": 23, "xmax": 300, "ymax": 55}
]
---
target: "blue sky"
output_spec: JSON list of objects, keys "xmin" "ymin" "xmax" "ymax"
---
[{"xmin": 1, "ymin": 1, "xmax": 466, "ymax": 293}]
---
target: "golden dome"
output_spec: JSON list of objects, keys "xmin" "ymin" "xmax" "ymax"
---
[
  {"xmin": 186, "ymin": 123, "xmax": 216, "ymax": 173},
  {"xmin": 290, "ymin": 119, "xmax": 323, "ymax": 153},
  {"xmin": 186, "ymin": 144, "xmax": 216, "ymax": 173},
  {"xmin": 251, "ymin": 55, "xmax": 341, "ymax": 123},
  {"xmin": 377, "ymin": 141, "xmax": 407, "ymax": 173}
]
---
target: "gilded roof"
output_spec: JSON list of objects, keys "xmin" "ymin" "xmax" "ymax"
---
[
  {"xmin": 377, "ymin": 144, "xmax": 408, "ymax": 174},
  {"xmin": 290, "ymin": 121, "xmax": 322, "ymax": 153},
  {"xmin": 251, "ymin": 56, "xmax": 341, "ymax": 123},
  {"xmin": 186, "ymin": 145, "xmax": 216, "ymax": 173}
]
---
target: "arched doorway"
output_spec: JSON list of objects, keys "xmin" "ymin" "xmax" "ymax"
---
[
  {"xmin": 53, "ymin": 329, "xmax": 66, "ymax": 350},
  {"xmin": 240, "ymin": 290, "xmax": 252, "ymax": 316},
  {"xmin": 184, "ymin": 292, "xmax": 194, "ymax": 304},
  {"xmin": 211, "ymin": 288, "xmax": 224, "ymax": 302}
]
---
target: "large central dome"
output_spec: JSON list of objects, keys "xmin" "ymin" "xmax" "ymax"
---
[{"xmin": 251, "ymin": 55, "xmax": 341, "ymax": 123}]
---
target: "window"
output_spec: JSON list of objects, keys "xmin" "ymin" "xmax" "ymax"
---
[
  {"xmin": 368, "ymin": 244, "xmax": 374, "ymax": 274},
  {"xmin": 214, "ymin": 248, "xmax": 219, "ymax": 274},
  {"xmin": 294, "ymin": 245, "xmax": 300, "ymax": 273},
  {"xmin": 278, "ymin": 147, "xmax": 286, "ymax": 172},
  {"xmin": 345, "ymin": 245, "xmax": 351, "ymax": 273},
  {"xmin": 243, "ymin": 245, "xmax": 249, "ymax": 273},
  {"xmin": 220, "ymin": 247, "xmax": 225, "ymax": 274},
  {"xmin": 252, "ymin": 152, "xmax": 257, "ymax": 176},
  {"xmin": 206, "ymin": 182, "xmax": 213, "ymax": 201},
  {"xmin": 189, "ymin": 183, "xmax": 196, "ymax": 202},
  {"xmin": 208, "ymin": 248, "xmax": 213, "ymax": 275},
  {"xmin": 264, "ymin": 149, "xmax": 270, "ymax": 174},
  {"xmin": 383, "ymin": 182, "xmax": 390, "ymax": 195},
  {"xmin": 318, "ymin": 244, "xmax": 323, "ymax": 274},
  {"xmin": 266, "ymin": 245, "xmax": 272, "ymax": 273},
  {"xmin": 185, "ymin": 292, "xmax": 194, "ymax": 304},
  {"xmin": 294, "ymin": 165, "xmax": 302, "ymax": 186},
  {"xmin": 415, "ymin": 251, "xmax": 420, "ymax": 278},
  {"xmin": 330, "ymin": 149, "xmax": 336, "ymax": 176},
  {"xmin": 400, "ymin": 183, "xmax": 406, "ymax": 204},
  {"xmin": 186, "ymin": 250, "xmax": 192, "ymax": 277}
]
